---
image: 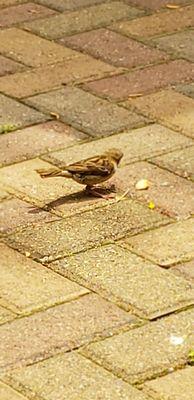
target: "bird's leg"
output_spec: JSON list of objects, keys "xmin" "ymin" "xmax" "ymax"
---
[{"xmin": 85, "ymin": 185, "xmax": 115, "ymax": 200}]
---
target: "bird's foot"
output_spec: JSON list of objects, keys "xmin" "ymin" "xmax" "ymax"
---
[{"xmin": 85, "ymin": 186, "xmax": 115, "ymax": 200}]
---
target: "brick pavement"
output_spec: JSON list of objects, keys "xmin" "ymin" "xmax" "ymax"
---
[{"xmin": 0, "ymin": 0, "xmax": 194, "ymax": 398}]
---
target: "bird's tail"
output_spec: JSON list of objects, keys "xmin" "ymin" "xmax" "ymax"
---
[{"xmin": 36, "ymin": 168, "xmax": 71, "ymax": 179}]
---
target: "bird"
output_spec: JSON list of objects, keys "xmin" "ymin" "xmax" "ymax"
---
[{"xmin": 36, "ymin": 148, "xmax": 123, "ymax": 198}]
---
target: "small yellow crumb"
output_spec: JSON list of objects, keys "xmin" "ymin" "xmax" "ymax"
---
[{"xmin": 148, "ymin": 201, "xmax": 155, "ymax": 209}]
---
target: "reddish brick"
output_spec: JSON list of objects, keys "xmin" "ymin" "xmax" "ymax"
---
[
  {"xmin": 111, "ymin": 5, "xmax": 194, "ymax": 39},
  {"xmin": 0, "ymin": 55, "xmax": 25, "ymax": 76},
  {"xmin": 83, "ymin": 60, "xmax": 194, "ymax": 101},
  {"xmin": 61, "ymin": 29, "xmax": 168, "ymax": 69},
  {"xmin": 0, "ymin": 121, "xmax": 86, "ymax": 167},
  {"xmin": 125, "ymin": 0, "xmax": 192, "ymax": 10},
  {"xmin": 124, "ymin": 90, "xmax": 194, "ymax": 139},
  {"xmin": 0, "ymin": 2, "xmax": 56, "ymax": 27},
  {"xmin": 0, "ymin": 198, "xmax": 58, "ymax": 235},
  {"xmin": 0, "ymin": 55, "xmax": 117, "ymax": 98},
  {"xmin": 22, "ymin": 2, "xmax": 143, "ymax": 39},
  {"xmin": 114, "ymin": 161, "xmax": 194, "ymax": 219}
]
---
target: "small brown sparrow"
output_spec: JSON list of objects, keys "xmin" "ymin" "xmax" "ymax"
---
[{"xmin": 37, "ymin": 148, "xmax": 123, "ymax": 198}]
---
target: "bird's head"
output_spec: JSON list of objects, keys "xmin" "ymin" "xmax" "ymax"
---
[{"xmin": 105, "ymin": 148, "xmax": 123, "ymax": 164}]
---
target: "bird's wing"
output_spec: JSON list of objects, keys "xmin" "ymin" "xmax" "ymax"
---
[{"xmin": 65, "ymin": 156, "xmax": 114, "ymax": 176}]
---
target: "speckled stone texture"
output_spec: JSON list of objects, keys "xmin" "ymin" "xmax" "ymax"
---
[
  {"xmin": 0, "ymin": 293, "xmax": 138, "ymax": 372},
  {"xmin": 4, "ymin": 199, "xmax": 169, "ymax": 262},
  {"xmin": 51, "ymin": 244, "xmax": 194, "ymax": 319},
  {"xmin": 81, "ymin": 309, "xmax": 194, "ymax": 384},
  {"xmin": 0, "ymin": 243, "xmax": 88, "ymax": 314},
  {"xmin": 3, "ymin": 353, "xmax": 151, "ymax": 400}
]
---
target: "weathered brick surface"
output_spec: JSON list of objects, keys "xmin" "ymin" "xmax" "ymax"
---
[
  {"xmin": 111, "ymin": 5, "xmax": 194, "ymax": 38},
  {"xmin": 124, "ymin": 89, "xmax": 194, "ymax": 138},
  {"xmin": 0, "ymin": 55, "xmax": 118, "ymax": 98},
  {"xmin": 125, "ymin": 0, "xmax": 192, "ymax": 10},
  {"xmin": 125, "ymin": 219, "xmax": 194, "ymax": 267},
  {"xmin": 26, "ymin": 87, "xmax": 147, "ymax": 137},
  {"xmin": 0, "ymin": 2, "xmax": 56, "ymax": 27},
  {"xmin": 0, "ymin": 307, "xmax": 16, "ymax": 325},
  {"xmin": 0, "ymin": 28, "xmax": 79, "ymax": 67},
  {"xmin": 0, "ymin": 0, "xmax": 27, "ymax": 7},
  {"xmin": 36, "ymin": 0, "xmax": 114, "ymax": 12},
  {"xmin": 0, "ymin": 382, "xmax": 28, "ymax": 400},
  {"xmin": 83, "ymin": 60, "xmax": 194, "ymax": 101},
  {"xmin": 0, "ymin": 198, "xmax": 58, "ymax": 235},
  {"xmin": 0, "ymin": 243, "xmax": 88, "ymax": 315},
  {"xmin": 172, "ymin": 260, "xmax": 194, "ymax": 281},
  {"xmin": 0, "ymin": 55, "xmax": 25, "ymax": 77},
  {"xmin": 151, "ymin": 146, "xmax": 194, "ymax": 181},
  {"xmin": 152, "ymin": 30, "xmax": 194, "ymax": 62},
  {"xmin": 4, "ymin": 200, "xmax": 169, "ymax": 263},
  {"xmin": 115, "ymin": 161, "xmax": 194, "ymax": 219},
  {"xmin": 143, "ymin": 366, "xmax": 194, "ymax": 400},
  {"xmin": 4, "ymin": 353, "xmax": 151, "ymax": 400},
  {"xmin": 22, "ymin": 2, "xmax": 143, "ymax": 39},
  {"xmin": 44, "ymin": 124, "xmax": 192, "ymax": 168},
  {"xmin": 0, "ymin": 121, "xmax": 86, "ymax": 167},
  {"xmin": 0, "ymin": 93, "xmax": 46, "ymax": 130},
  {"xmin": 0, "ymin": 293, "xmax": 137, "ymax": 372},
  {"xmin": 0, "ymin": 159, "xmax": 80, "ymax": 205},
  {"xmin": 52, "ymin": 244, "xmax": 194, "ymax": 319},
  {"xmin": 82, "ymin": 309, "xmax": 194, "ymax": 384},
  {"xmin": 175, "ymin": 81, "xmax": 194, "ymax": 99},
  {"xmin": 60, "ymin": 28, "xmax": 168, "ymax": 69}
]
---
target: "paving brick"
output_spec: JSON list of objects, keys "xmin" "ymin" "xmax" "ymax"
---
[
  {"xmin": 0, "ymin": 93, "xmax": 46, "ymax": 130},
  {"xmin": 0, "ymin": 382, "xmax": 28, "ymax": 400},
  {"xmin": 143, "ymin": 366, "xmax": 194, "ymax": 400},
  {"xmin": 0, "ymin": 55, "xmax": 25, "ymax": 77},
  {"xmin": 22, "ymin": 2, "xmax": 143, "ymax": 39},
  {"xmin": 60, "ymin": 29, "xmax": 168, "ymax": 69},
  {"xmin": 83, "ymin": 60, "xmax": 194, "ymax": 101},
  {"xmin": 151, "ymin": 146, "xmax": 194, "ymax": 181},
  {"xmin": 4, "ymin": 200, "xmax": 169, "ymax": 263},
  {"xmin": 52, "ymin": 244, "xmax": 194, "ymax": 319},
  {"xmin": 0, "ymin": 28, "xmax": 79, "ymax": 67},
  {"xmin": 0, "ymin": 0, "xmax": 27, "ymax": 7},
  {"xmin": 26, "ymin": 87, "xmax": 147, "ymax": 137},
  {"xmin": 0, "ymin": 307, "xmax": 16, "ymax": 325},
  {"xmin": 125, "ymin": 0, "xmax": 192, "ymax": 10},
  {"xmin": 152, "ymin": 30, "xmax": 194, "ymax": 62},
  {"xmin": 0, "ymin": 293, "xmax": 137, "ymax": 371},
  {"xmin": 4, "ymin": 353, "xmax": 151, "ymax": 400},
  {"xmin": 0, "ymin": 2, "xmax": 56, "ymax": 27},
  {"xmin": 0, "ymin": 243, "xmax": 88, "ymax": 315},
  {"xmin": 111, "ymin": 5, "xmax": 194, "ymax": 38},
  {"xmin": 0, "ymin": 198, "xmax": 58, "ymax": 235},
  {"xmin": 0, "ymin": 55, "xmax": 118, "ymax": 98},
  {"xmin": 172, "ymin": 260, "xmax": 194, "ymax": 281},
  {"xmin": 36, "ymin": 0, "xmax": 111, "ymax": 12},
  {"xmin": 0, "ymin": 159, "xmax": 81, "ymax": 206},
  {"xmin": 0, "ymin": 121, "xmax": 86, "ymax": 167},
  {"xmin": 125, "ymin": 219, "xmax": 194, "ymax": 267},
  {"xmin": 115, "ymin": 161, "xmax": 194, "ymax": 219},
  {"xmin": 124, "ymin": 89, "xmax": 194, "ymax": 138},
  {"xmin": 81, "ymin": 309, "xmax": 194, "ymax": 384},
  {"xmin": 175, "ymin": 81, "xmax": 194, "ymax": 99},
  {"xmin": 44, "ymin": 124, "xmax": 193, "ymax": 168}
]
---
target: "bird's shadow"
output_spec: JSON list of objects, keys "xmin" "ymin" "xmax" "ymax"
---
[{"xmin": 28, "ymin": 185, "xmax": 116, "ymax": 214}]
